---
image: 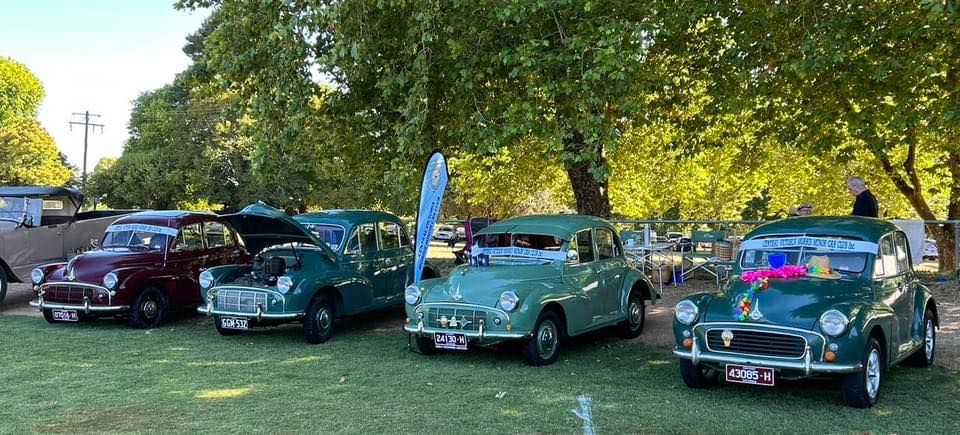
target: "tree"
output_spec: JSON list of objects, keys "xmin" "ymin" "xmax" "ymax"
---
[
  {"xmin": 0, "ymin": 117, "xmax": 72, "ymax": 186},
  {"xmin": 0, "ymin": 56, "xmax": 44, "ymax": 125}
]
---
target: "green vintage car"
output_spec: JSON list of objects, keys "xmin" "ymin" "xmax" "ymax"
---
[
  {"xmin": 673, "ymin": 217, "xmax": 939, "ymax": 408},
  {"xmin": 404, "ymin": 215, "xmax": 658, "ymax": 366},
  {"xmin": 198, "ymin": 204, "xmax": 438, "ymax": 343}
]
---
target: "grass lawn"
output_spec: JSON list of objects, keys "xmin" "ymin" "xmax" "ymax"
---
[{"xmin": 1, "ymin": 311, "xmax": 959, "ymax": 434}]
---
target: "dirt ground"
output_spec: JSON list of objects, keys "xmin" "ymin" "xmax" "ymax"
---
[{"xmin": 4, "ymin": 276, "xmax": 959, "ymax": 371}]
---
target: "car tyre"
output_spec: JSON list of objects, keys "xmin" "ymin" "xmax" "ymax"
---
[
  {"xmin": 42, "ymin": 309, "xmax": 58, "ymax": 324},
  {"xmin": 523, "ymin": 310, "xmax": 562, "ymax": 366},
  {"xmin": 214, "ymin": 316, "xmax": 244, "ymax": 336},
  {"xmin": 128, "ymin": 287, "xmax": 168, "ymax": 329},
  {"xmin": 841, "ymin": 336, "xmax": 883, "ymax": 408},
  {"xmin": 679, "ymin": 360, "xmax": 719, "ymax": 388},
  {"xmin": 905, "ymin": 308, "xmax": 936, "ymax": 368},
  {"xmin": 618, "ymin": 292, "xmax": 646, "ymax": 338},
  {"xmin": 415, "ymin": 335, "xmax": 438, "ymax": 355},
  {"xmin": 304, "ymin": 293, "xmax": 335, "ymax": 344},
  {"xmin": 0, "ymin": 272, "xmax": 7, "ymax": 304}
]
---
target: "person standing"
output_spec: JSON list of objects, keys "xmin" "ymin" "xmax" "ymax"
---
[{"xmin": 847, "ymin": 177, "xmax": 878, "ymax": 217}]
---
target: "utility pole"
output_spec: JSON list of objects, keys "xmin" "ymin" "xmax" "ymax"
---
[{"xmin": 69, "ymin": 111, "xmax": 104, "ymax": 191}]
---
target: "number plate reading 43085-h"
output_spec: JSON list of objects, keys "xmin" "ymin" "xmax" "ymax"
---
[{"xmin": 725, "ymin": 364, "xmax": 775, "ymax": 386}]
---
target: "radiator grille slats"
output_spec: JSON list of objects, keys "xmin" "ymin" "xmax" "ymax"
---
[{"xmin": 706, "ymin": 328, "xmax": 807, "ymax": 358}]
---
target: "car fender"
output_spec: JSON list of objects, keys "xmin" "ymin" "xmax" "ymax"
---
[
  {"xmin": 298, "ymin": 272, "xmax": 374, "ymax": 316},
  {"xmin": 618, "ymin": 266, "xmax": 657, "ymax": 312},
  {"xmin": 109, "ymin": 265, "xmax": 173, "ymax": 303},
  {"xmin": 913, "ymin": 282, "xmax": 938, "ymax": 334},
  {"xmin": 527, "ymin": 281, "xmax": 593, "ymax": 336},
  {"xmin": 847, "ymin": 302, "xmax": 897, "ymax": 365},
  {"xmin": 0, "ymin": 258, "xmax": 20, "ymax": 283},
  {"xmin": 671, "ymin": 292, "xmax": 716, "ymax": 343}
]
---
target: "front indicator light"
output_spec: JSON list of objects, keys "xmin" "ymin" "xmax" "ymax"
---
[
  {"xmin": 683, "ymin": 338, "xmax": 693, "ymax": 349},
  {"xmin": 506, "ymin": 324, "xmax": 512, "ymax": 332},
  {"xmin": 824, "ymin": 351, "xmax": 837, "ymax": 362},
  {"xmin": 405, "ymin": 317, "xmax": 411, "ymax": 324}
]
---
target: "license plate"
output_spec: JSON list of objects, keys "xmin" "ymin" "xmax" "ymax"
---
[
  {"xmin": 726, "ymin": 364, "xmax": 775, "ymax": 386},
  {"xmin": 51, "ymin": 309, "xmax": 79, "ymax": 322},
  {"xmin": 220, "ymin": 317, "xmax": 249, "ymax": 330},
  {"xmin": 433, "ymin": 332, "xmax": 468, "ymax": 350}
]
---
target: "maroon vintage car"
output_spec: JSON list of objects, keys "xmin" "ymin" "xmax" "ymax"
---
[{"xmin": 30, "ymin": 211, "xmax": 247, "ymax": 328}]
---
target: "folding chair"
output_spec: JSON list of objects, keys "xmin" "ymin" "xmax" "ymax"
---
[{"xmin": 680, "ymin": 230, "xmax": 733, "ymax": 289}]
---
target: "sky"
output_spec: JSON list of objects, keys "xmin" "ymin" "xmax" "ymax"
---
[{"xmin": 0, "ymin": 0, "xmax": 209, "ymax": 176}]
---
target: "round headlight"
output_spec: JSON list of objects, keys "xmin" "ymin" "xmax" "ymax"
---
[
  {"xmin": 103, "ymin": 272, "xmax": 119, "ymax": 290},
  {"xmin": 499, "ymin": 291, "xmax": 520, "ymax": 312},
  {"xmin": 674, "ymin": 300, "xmax": 699, "ymax": 325},
  {"xmin": 31, "ymin": 268, "xmax": 45, "ymax": 285},
  {"xmin": 819, "ymin": 309, "xmax": 849, "ymax": 337},
  {"xmin": 277, "ymin": 276, "xmax": 293, "ymax": 294},
  {"xmin": 199, "ymin": 270, "xmax": 214, "ymax": 289},
  {"xmin": 405, "ymin": 285, "xmax": 421, "ymax": 305}
]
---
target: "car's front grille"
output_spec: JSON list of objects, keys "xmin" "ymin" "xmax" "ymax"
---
[
  {"xmin": 44, "ymin": 285, "xmax": 98, "ymax": 304},
  {"xmin": 217, "ymin": 289, "xmax": 268, "ymax": 314},
  {"xmin": 426, "ymin": 307, "xmax": 486, "ymax": 331},
  {"xmin": 706, "ymin": 328, "xmax": 807, "ymax": 358}
]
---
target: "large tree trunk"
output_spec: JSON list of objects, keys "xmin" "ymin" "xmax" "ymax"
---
[{"xmin": 562, "ymin": 130, "xmax": 612, "ymax": 218}]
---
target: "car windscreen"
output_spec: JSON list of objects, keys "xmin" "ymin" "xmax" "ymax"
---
[
  {"xmin": 0, "ymin": 196, "xmax": 41, "ymax": 226},
  {"xmin": 472, "ymin": 232, "xmax": 566, "ymax": 265},
  {"xmin": 740, "ymin": 236, "xmax": 870, "ymax": 274},
  {"xmin": 302, "ymin": 224, "xmax": 344, "ymax": 251},
  {"xmin": 102, "ymin": 230, "xmax": 170, "ymax": 251}
]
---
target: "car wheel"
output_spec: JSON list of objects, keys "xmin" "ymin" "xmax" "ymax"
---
[
  {"xmin": 214, "ymin": 316, "xmax": 244, "ymax": 336},
  {"xmin": 523, "ymin": 311, "xmax": 562, "ymax": 366},
  {"xmin": 905, "ymin": 309, "xmax": 936, "ymax": 367},
  {"xmin": 841, "ymin": 337, "xmax": 882, "ymax": 408},
  {"xmin": 42, "ymin": 309, "xmax": 58, "ymax": 324},
  {"xmin": 415, "ymin": 335, "xmax": 438, "ymax": 355},
  {"xmin": 0, "ymin": 272, "xmax": 7, "ymax": 304},
  {"xmin": 618, "ymin": 292, "xmax": 646, "ymax": 339},
  {"xmin": 304, "ymin": 293, "xmax": 335, "ymax": 344},
  {"xmin": 679, "ymin": 360, "xmax": 719, "ymax": 388},
  {"xmin": 128, "ymin": 287, "xmax": 168, "ymax": 329}
]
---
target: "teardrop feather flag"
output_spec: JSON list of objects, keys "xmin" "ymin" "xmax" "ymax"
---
[{"xmin": 413, "ymin": 151, "xmax": 449, "ymax": 283}]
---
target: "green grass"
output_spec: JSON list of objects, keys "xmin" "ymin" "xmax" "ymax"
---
[{"xmin": 1, "ymin": 313, "xmax": 959, "ymax": 434}]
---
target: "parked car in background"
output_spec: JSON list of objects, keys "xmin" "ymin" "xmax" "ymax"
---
[
  {"xmin": 198, "ymin": 205, "xmax": 439, "ymax": 343},
  {"xmin": 433, "ymin": 225, "xmax": 456, "ymax": 241},
  {"xmin": 923, "ymin": 239, "xmax": 938, "ymax": 261},
  {"xmin": 453, "ymin": 217, "xmax": 497, "ymax": 265},
  {"xmin": 673, "ymin": 217, "xmax": 939, "ymax": 408},
  {"xmin": 456, "ymin": 226, "xmax": 466, "ymax": 239},
  {"xmin": 1, "ymin": 187, "xmax": 132, "ymax": 304},
  {"xmin": 31, "ymin": 211, "xmax": 247, "ymax": 328},
  {"xmin": 405, "ymin": 215, "xmax": 659, "ymax": 365}
]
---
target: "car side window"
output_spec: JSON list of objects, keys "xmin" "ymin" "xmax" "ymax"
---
[
  {"xmin": 379, "ymin": 222, "xmax": 401, "ymax": 250},
  {"xmin": 596, "ymin": 228, "xmax": 617, "ymax": 260},
  {"xmin": 358, "ymin": 223, "xmax": 378, "ymax": 253},
  {"xmin": 894, "ymin": 232, "xmax": 911, "ymax": 274},
  {"xmin": 173, "ymin": 223, "xmax": 204, "ymax": 252},
  {"xmin": 574, "ymin": 229, "xmax": 595, "ymax": 263},
  {"xmin": 203, "ymin": 221, "xmax": 232, "ymax": 248},
  {"xmin": 344, "ymin": 229, "xmax": 361, "ymax": 254},
  {"xmin": 878, "ymin": 235, "xmax": 898, "ymax": 278},
  {"xmin": 398, "ymin": 225, "xmax": 411, "ymax": 247}
]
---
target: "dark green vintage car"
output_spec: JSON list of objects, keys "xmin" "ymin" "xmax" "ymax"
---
[
  {"xmin": 404, "ymin": 215, "xmax": 658, "ymax": 366},
  {"xmin": 673, "ymin": 217, "xmax": 939, "ymax": 408},
  {"xmin": 198, "ymin": 204, "xmax": 437, "ymax": 343}
]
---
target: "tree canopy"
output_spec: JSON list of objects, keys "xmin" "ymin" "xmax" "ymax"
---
[
  {"xmin": 0, "ymin": 56, "xmax": 44, "ymax": 125},
  {"xmin": 0, "ymin": 117, "xmax": 72, "ymax": 186}
]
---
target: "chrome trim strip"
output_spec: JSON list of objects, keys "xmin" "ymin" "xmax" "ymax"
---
[
  {"xmin": 30, "ymin": 296, "xmax": 128, "ymax": 313},
  {"xmin": 403, "ymin": 324, "xmax": 529, "ymax": 339},
  {"xmin": 694, "ymin": 322, "xmax": 827, "ymax": 359},
  {"xmin": 674, "ymin": 347, "xmax": 862, "ymax": 374},
  {"xmin": 414, "ymin": 302, "xmax": 511, "ymax": 324},
  {"xmin": 703, "ymin": 327, "xmax": 809, "ymax": 360},
  {"xmin": 38, "ymin": 282, "xmax": 114, "ymax": 307},
  {"xmin": 197, "ymin": 304, "xmax": 303, "ymax": 320}
]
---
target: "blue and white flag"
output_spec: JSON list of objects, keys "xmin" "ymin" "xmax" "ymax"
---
[{"xmin": 413, "ymin": 151, "xmax": 449, "ymax": 283}]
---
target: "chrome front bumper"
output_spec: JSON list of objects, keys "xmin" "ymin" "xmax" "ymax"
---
[
  {"xmin": 197, "ymin": 303, "xmax": 303, "ymax": 321},
  {"xmin": 30, "ymin": 295, "xmax": 128, "ymax": 314},
  {"xmin": 673, "ymin": 335, "xmax": 862, "ymax": 375},
  {"xmin": 403, "ymin": 324, "xmax": 530, "ymax": 340}
]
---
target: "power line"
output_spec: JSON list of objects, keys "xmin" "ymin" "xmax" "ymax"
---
[{"xmin": 69, "ymin": 111, "xmax": 104, "ymax": 191}]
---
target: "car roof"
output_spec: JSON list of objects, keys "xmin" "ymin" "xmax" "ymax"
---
[
  {"xmin": 0, "ymin": 186, "xmax": 84, "ymax": 202},
  {"xmin": 294, "ymin": 209, "xmax": 402, "ymax": 228},
  {"xmin": 477, "ymin": 214, "xmax": 612, "ymax": 240},
  {"xmin": 745, "ymin": 216, "xmax": 901, "ymax": 242},
  {"xmin": 111, "ymin": 210, "xmax": 217, "ymax": 227}
]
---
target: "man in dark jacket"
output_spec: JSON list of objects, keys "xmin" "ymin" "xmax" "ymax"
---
[{"xmin": 847, "ymin": 177, "xmax": 879, "ymax": 217}]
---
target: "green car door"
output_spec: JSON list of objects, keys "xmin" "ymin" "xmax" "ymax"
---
[
  {"xmin": 565, "ymin": 229, "xmax": 606, "ymax": 323},
  {"xmin": 594, "ymin": 226, "xmax": 626, "ymax": 319},
  {"xmin": 875, "ymin": 232, "xmax": 912, "ymax": 358},
  {"xmin": 342, "ymin": 223, "xmax": 383, "ymax": 307},
  {"xmin": 377, "ymin": 221, "xmax": 412, "ymax": 303}
]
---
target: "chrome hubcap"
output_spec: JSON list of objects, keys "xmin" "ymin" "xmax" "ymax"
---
[
  {"xmin": 538, "ymin": 320, "xmax": 557, "ymax": 359},
  {"xmin": 866, "ymin": 349, "xmax": 880, "ymax": 399},
  {"xmin": 317, "ymin": 308, "xmax": 331, "ymax": 331},
  {"xmin": 925, "ymin": 320, "xmax": 935, "ymax": 359},
  {"xmin": 142, "ymin": 300, "xmax": 158, "ymax": 319},
  {"xmin": 629, "ymin": 300, "xmax": 642, "ymax": 327}
]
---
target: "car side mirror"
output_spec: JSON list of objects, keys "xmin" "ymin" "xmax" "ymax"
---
[{"xmin": 566, "ymin": 249, "xmax": 580, "ymax": 264}]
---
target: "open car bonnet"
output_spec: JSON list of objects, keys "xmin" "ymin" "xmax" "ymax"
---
[{"xmin": 224, "ymin": 203, "xmax": 338, "ymax": 260}]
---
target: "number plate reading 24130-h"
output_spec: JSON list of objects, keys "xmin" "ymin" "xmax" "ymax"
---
[
  {"xmin": 725, "ymin": 364, "xmax": 775, "ymax": 386},
  {"xmin": 434, "ymin": 332, "xmax": 467, "ymax": 350}
]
